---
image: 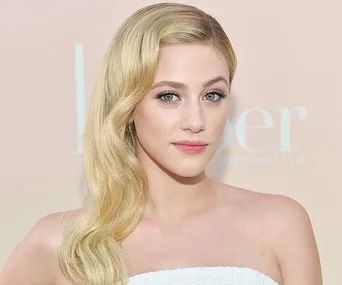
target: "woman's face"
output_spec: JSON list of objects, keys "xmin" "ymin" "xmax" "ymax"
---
[{"xmin": 132, "ymin": 43, "xmax": 230, "ymax": 178}]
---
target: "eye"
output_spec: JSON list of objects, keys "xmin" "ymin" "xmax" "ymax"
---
[
  {"xmin": 204, "ymin": 91, "xmax": 227, "ymax": 103},
  {"xmin": 155, "ymin": 90, "xmax": 228, "ymax": 105},
  {"xmin": 156, "ymin": 91, "xmax": 179, "ymax": 104}
]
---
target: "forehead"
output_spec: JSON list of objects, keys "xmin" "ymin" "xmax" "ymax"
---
[{"xmin": 154, "ymin": 43, "xmax": 229, "ymax": 82}]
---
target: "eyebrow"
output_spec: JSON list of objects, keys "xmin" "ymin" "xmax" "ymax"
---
[{"xmin": 150, "ymin": 76, "xmax": 229, "ymax": 90}]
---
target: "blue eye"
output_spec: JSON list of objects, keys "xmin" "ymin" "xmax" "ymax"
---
[
  {"xmin": 156, "ymin": 92, "xmax": 179, "ymax": 104},
  {"xmin": 156, "ymin": 90, "xmax": 227, "ymax": 105},
  {"xmin": 204, "ymin": 91, "xmax": 227, "ymax": 103}
]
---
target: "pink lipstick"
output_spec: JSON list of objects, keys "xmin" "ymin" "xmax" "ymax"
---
[{"xmin": 172, "ymin": 140, "xmax": 208, "ymax": 154}]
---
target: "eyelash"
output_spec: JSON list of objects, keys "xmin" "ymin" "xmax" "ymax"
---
[{"xmin": 156, "ymin": 90, "xmax": 228, "ymax": 105}]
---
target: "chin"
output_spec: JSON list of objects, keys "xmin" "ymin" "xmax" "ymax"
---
[
  {"xmin": 174, "ymin": 169, "xmax": 204, "ymax": 178},
  {"xmin": 165, "ymin": 162, "xmax": 208, "ymax": 179},
  {"xmin": 164, "ymin": 154, "xmax": 214, "ymax": 178},
  {"xmin": 138, "ymin": 144, "xmax": 212, "ymax": 178}
]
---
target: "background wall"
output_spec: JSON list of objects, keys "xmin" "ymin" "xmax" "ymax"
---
[{"xmin": 0, "ymin": 0, "xmax": 341, "ymax": 284}]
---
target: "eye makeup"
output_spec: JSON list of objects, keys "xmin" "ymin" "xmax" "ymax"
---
[{"xmin": 155, "ymin": 90, "xmax": 228, "ymax": 105}]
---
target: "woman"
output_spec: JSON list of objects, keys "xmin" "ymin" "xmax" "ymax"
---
[{"xmin": 0, "ymin": 2, "xmax": 322, "ymax": 285}]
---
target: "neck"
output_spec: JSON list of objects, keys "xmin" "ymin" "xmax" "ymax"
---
[{"xmin": 143, "ymin": 168, "xmax": 216, "ymax": 222}]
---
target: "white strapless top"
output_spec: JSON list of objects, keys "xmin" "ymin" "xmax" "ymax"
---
[{"xmin": 128, "ymin": 266, "xmax": 279, "ymax": 285}]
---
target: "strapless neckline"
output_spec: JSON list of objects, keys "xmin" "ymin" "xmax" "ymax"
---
[{"xmin": 128, "ymin": 266, "xmax": 279, "ymax": 284}]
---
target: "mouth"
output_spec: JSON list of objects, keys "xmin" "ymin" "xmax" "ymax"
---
[
  {"xmin": 172, "ymin": 141, "xmax": 209, "ymax": 154},
  {"xmin": 172, "ymin": 140, "xmax": 208, "ymax": 146}
]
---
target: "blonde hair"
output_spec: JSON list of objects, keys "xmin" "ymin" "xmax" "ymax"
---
[{"xmin": 58, "ymin": 2, "xmax": 237, "ymax": 285}]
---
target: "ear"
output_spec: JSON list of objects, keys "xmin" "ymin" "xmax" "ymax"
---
[
  {"xmin": 128, "ymin": 115, "xmax": 134, "ymax": 124},
  {"xmin": 128, "ymin": 108, "xmax": 136, "ymax": 124}
]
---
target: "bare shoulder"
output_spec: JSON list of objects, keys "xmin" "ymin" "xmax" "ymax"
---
[
  {"xmin": 0, "ymin": 209, "xmax": 82, "ymax": 285},
  {"xmin": 259, "ymin": 194, "xmax": 322, "ymax": 284},
  {"xmin": 218, "ymin": 182, "xmax": 317, "ymax": 243},
  {"xmin": 217, "ymin": 182, "xmax": 323, "ymax": 285},
  {"xmin": 216, "ymin": 182, "xmax": 311, "ymax": 222}
]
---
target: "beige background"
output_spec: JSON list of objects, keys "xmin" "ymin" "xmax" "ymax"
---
[{"xmin": 0, "ymin": 0, "xmax": 341, "ymax": 284}]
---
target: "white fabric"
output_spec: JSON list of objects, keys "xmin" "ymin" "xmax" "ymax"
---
[{"xmin": 128, "ymin": 266, "xmax": 279, "ymax": 285}]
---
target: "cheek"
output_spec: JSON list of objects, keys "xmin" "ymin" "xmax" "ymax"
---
[
  {"xmin": 134, "ymin": 109, "xmax": 171, "ymax": 148},
  {"xmin": 207, "ymin": 109, "xmax": 229, "ymax": 139}
]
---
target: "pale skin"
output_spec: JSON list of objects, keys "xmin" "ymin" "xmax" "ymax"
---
[{"xmin": 0, "ymin": 44, "xmax": 322, "ymax": 285}]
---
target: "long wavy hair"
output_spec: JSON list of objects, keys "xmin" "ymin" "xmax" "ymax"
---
[{"xmin": 58, "ymin": 2, "xmax": 237, "ymax": 285}]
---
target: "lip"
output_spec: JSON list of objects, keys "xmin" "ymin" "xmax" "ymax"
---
[
  {"xmin": 172, "ymin": 141, "xmax": 208, "ymax": 154},
  {"xmin": 172, "ymin": 140, "xmax": 208, "ymax": 146}
]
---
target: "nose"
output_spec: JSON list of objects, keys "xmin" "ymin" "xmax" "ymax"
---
[{"xmin": 180, "ymin": 101, "xmax": 205, "ymax": 133}]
